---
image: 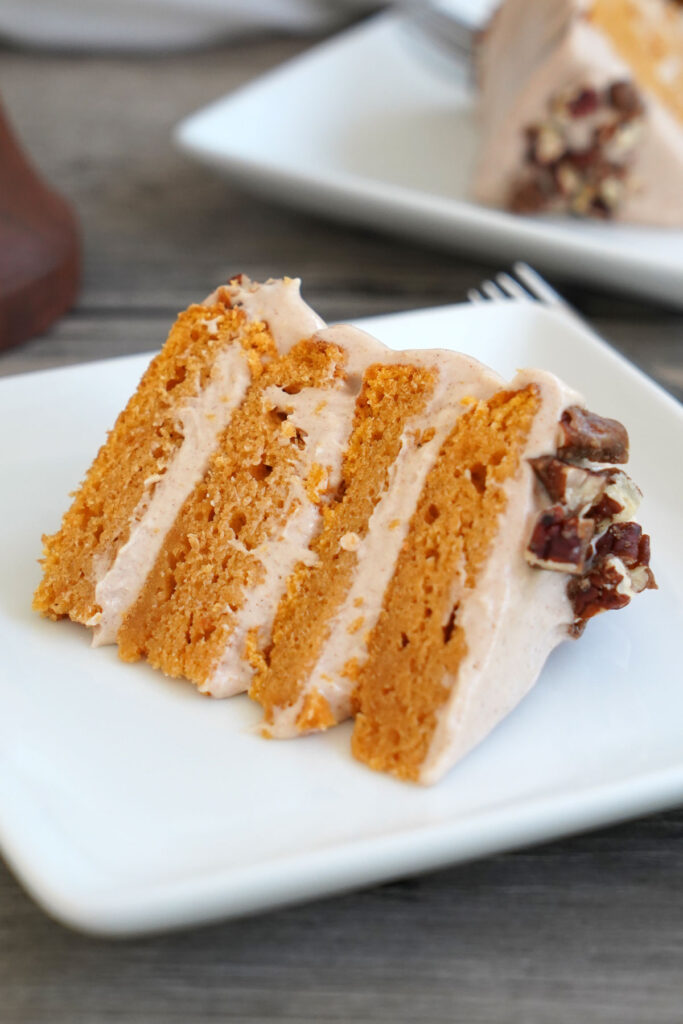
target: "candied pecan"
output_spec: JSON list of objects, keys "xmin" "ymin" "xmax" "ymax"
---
[
  {"xmin": 606, "ymin": 118, "xmax": 644, "ymax": 158},
  {"xmin": 555, "ymin": 161, "xmax": 581, "ymax": 198},
  {"xmin": 568, "ymin": 559, "xmax": 632, "ymax": 620},
  {"xmin": 569, "ymin": 523, "xmax": 656, "ymax": 627},
  {"xmin": 566, "ymin": 146, "xmax": 600, "ymax": 171},
  {"xmin": 533, "ymin": 124, "xmax": 565, "ymax": 165},
  {"xmin": 586, "ymin": 469, "xmax": 641, "ymax": 526},
  {"xmin": 526, "ymin": 505, "xmax": 594, "ymax": 574},
  {"xmin": 557, "ymin": 406, "xmax": 629, "ymax": 463},
  {"xmin": 529, "ymin": 456, "xmax": 607, "ymax": 509},
  {"xmin": 589, "ymin": 197, "xmax": 612, "ymax": 220},
  {"xmin": 608, "ymin": 81, "xmax": 644, "ymax": 117},
  {"xmin": 568, "ymin": 88, "xmax": 599, "ymax": 118},
  {"xmin": 586, "ymin": 492, "xmax": 623, "ymax": 522},
  {"xmin": 509, "ymin": 179, "xmax": 549, "ymax": 214},
  {"xmin": 595, "ymin": 521, "xmax": 643, "ymax": 564},
  {"xmin": 629, "ymin": 563, "xmax": 657, "ymax": 594},
  {"xmin": 595, "ymin": 522, "xmax": 656, "ymax": 592},
  {"xmin": 598, "ymin": 175, "xmax": 625, "ymax": 208}
]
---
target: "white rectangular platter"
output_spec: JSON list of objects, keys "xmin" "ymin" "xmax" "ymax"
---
[
  {"xmin": 176, "ymin": 13, "xmax": 683, "ymax": 309},
  {"xmin": 1, "ymin": 300, "xmax": 681, "ymax": 937}
]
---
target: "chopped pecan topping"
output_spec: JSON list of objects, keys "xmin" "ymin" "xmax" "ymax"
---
[
  {"xmin": 557, "ymin": 406, "xmax": 629, "ymax": 463},
  {"xmin": 526, "ymin": 428, "xmax": 653, "ymax": 633},
  {"xmin": 608, "ymin": 81, "xmax": 644, "ymax": 117},
  {"xmin": 568, "ymin": 87, "xmax": 599, "ymax": 118},
  {"xmin": 595, "ymin": 521, "xmax": 653, "ymax": 578},
  {"xmin": 510, "ymin": 78, "xmax": 645, "ymax": 220},
  {"xmin": 532, "ymin": 125, "xmax": 565, "ymax": 165},
  {"xmin": 568, "ymin": 522, "xmax": 656, "ymax": 628},
  {"xmin": 586, "ymin": 469, "xmax": 641, "ymax": 526},
  {"xmin": 567, "ymin": 558, "xmax": 633, "ymax": 620},
  {"xmin": 586, "ymin": 492, "xmax": 623, "ymax": 523},
  {"xmin": 526, "ymin": 505, "xmax": 595, "ymax": 574},
  {"xmin": 509, "ymin": 178, "xmax": 550, "ymax": 214},
  {"xmin": 529, "ymin": 456, "xmax": 607, "ymax": 509}
]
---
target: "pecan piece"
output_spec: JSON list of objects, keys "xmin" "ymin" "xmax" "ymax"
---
[
  {"xmin": 529, "ymin": 456, "xmax": 607, "ymax": 510},
  {"xmin": 526, "ymin": 505, "xmax": 595, "ymax": 574},
  {"xmin": 568, "ymin": 557, "xmax": 633, "ymax": 620},
  {"xmin": 510, "ymin": 181, "xmax": 545, "ymax": 214},
  {"xmin": 595, "ymin": 522, "xmax": 656, "ymax": 593},
  {"xmin": 586, "ymin": 469, "xmax": 641, "ymax": 527},
  {"xmin": 568, "ymin": 87, "xmax": 599, "ymax": 118},
  {"xmin": 568, "ymin": 522, "xmax": 656, "ymax": 629},
  {"xmin": 608, "ymin": 81, "xmax": 644, "ymax": 117},
  {"xmin": 534, "ymin": 124, "xmax": 565, "ymax": 164},
  {"xmin": 557, "ymin": 406, "xmax": 629, "ymax": 463}
]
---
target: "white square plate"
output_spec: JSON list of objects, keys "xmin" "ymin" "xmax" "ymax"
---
[
  {"xmin": 175, "ymin": 13, "xmax": 683, "ymax": 309},
  {"xmin": 1, "ymin": 301, "xmax": 681, "ymax": 937}
]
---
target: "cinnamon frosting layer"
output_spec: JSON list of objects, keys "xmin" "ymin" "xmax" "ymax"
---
[
  {"xmin": 419, "ymin": 369, "xmax": 583, "ymax": 783},
  {"xmin": 89, "ymin": 277, "xmax": 325, "ymax": 647},
  {"xmin": 264, "ymin": 348, "xmax": 508, "ymax": 737}
]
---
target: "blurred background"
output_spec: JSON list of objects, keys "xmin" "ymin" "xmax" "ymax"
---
[{"xmin": 1, "ymin": 0, "xmax": 680, "ymax": 392}]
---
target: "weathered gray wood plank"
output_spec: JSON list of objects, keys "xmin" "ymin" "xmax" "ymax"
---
[{"xmin": 2, "ymin": 812, "xmax": 683, "ymax": 1023}]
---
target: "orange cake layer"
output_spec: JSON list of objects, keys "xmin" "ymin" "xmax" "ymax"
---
[
  {"xmin": 251, "ymin": 362, "xmax": 438, "ymax": 732},
  {"xmin": 350, "ymin": 386, "xmax": 541, "ymax": 782},
  {"xmin": 117, "ymin": 338, "xmax": 348, "ymax": 690},
  {"xmin": 33, "ymin": 302, "xmax": 274, "ymax": 626},
  {"xmin": 590, "ymin": 0, "xmax": 683, "ymax": 123}
]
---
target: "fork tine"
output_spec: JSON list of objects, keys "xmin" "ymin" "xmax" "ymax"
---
[
  {"xmin": 469, "ymin": 264, "xmax": 587, "ymax": 335},
  {"xmin": 481, "ymin": 279, "xmax": 507, "ymax": 302},
  {"xmin": 494, "ymin": 272, "xmax": 533, "ymax": 302},
  {"xmin": 512, "ymin": 262, "xmax": 571, "ymax": 311}
]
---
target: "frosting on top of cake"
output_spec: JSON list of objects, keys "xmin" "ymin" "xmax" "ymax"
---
[{"xmin": 222, "ymin": 276, "xmax": 326, "ymax": 353}]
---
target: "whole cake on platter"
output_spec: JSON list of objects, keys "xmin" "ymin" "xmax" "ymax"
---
[
  {"xmin": 474, "ymin": 0, "xmax": 683, "ymax": 224},
  {"xmin": 34, "ymin": 277, "xmax": 656, "ymax": 784}
]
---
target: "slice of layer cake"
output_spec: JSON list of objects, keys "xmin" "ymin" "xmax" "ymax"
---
[
  {"xmin": 474, "ymin": 0, "xmax": 683, "ymax": 224},
  {"xmin": 34, "ymin": 276, "xmax": 656, "ymax": 784}
]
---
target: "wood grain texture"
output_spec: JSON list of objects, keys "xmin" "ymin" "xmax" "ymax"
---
[{"xmin": 0, "ymin": 32, "xmax": 681, "ymax": 1024}]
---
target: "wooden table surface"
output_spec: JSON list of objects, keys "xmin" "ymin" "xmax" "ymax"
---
[{"xmin": 1, "ymin": 31, "xmax": 682, "ymax": 1024}]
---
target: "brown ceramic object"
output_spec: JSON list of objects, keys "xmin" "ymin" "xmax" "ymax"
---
[{"xmin": 0, "ymin": 99, "xmax": 80, "ymax": 352}]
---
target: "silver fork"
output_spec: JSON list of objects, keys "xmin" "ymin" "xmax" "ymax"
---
[{"xmin": 468, "ymin": 262, "xmax": 585, "ymax": 330}]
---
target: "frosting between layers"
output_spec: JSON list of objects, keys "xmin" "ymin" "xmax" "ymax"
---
[
  {"xmin": 202, "ymin": 382, "xmax": 361, "ymax": 697},
  {"xmin": 90, "ymin": 277, "xmax": 328, "ymax": 648},
  {"xmin": 90, "ymin": 342, "xmax": 252, "ymax": 645},
  {"xmin": 265, "ymin": 350, "xmax": 507, "ymax": 737},
  {"xmin": 201, "ymin": 322, "xmax": 390, "ymax": 696},
  {"xmin": 419, "ymin": 369, "xmax": 583, "ymax": 784}
]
